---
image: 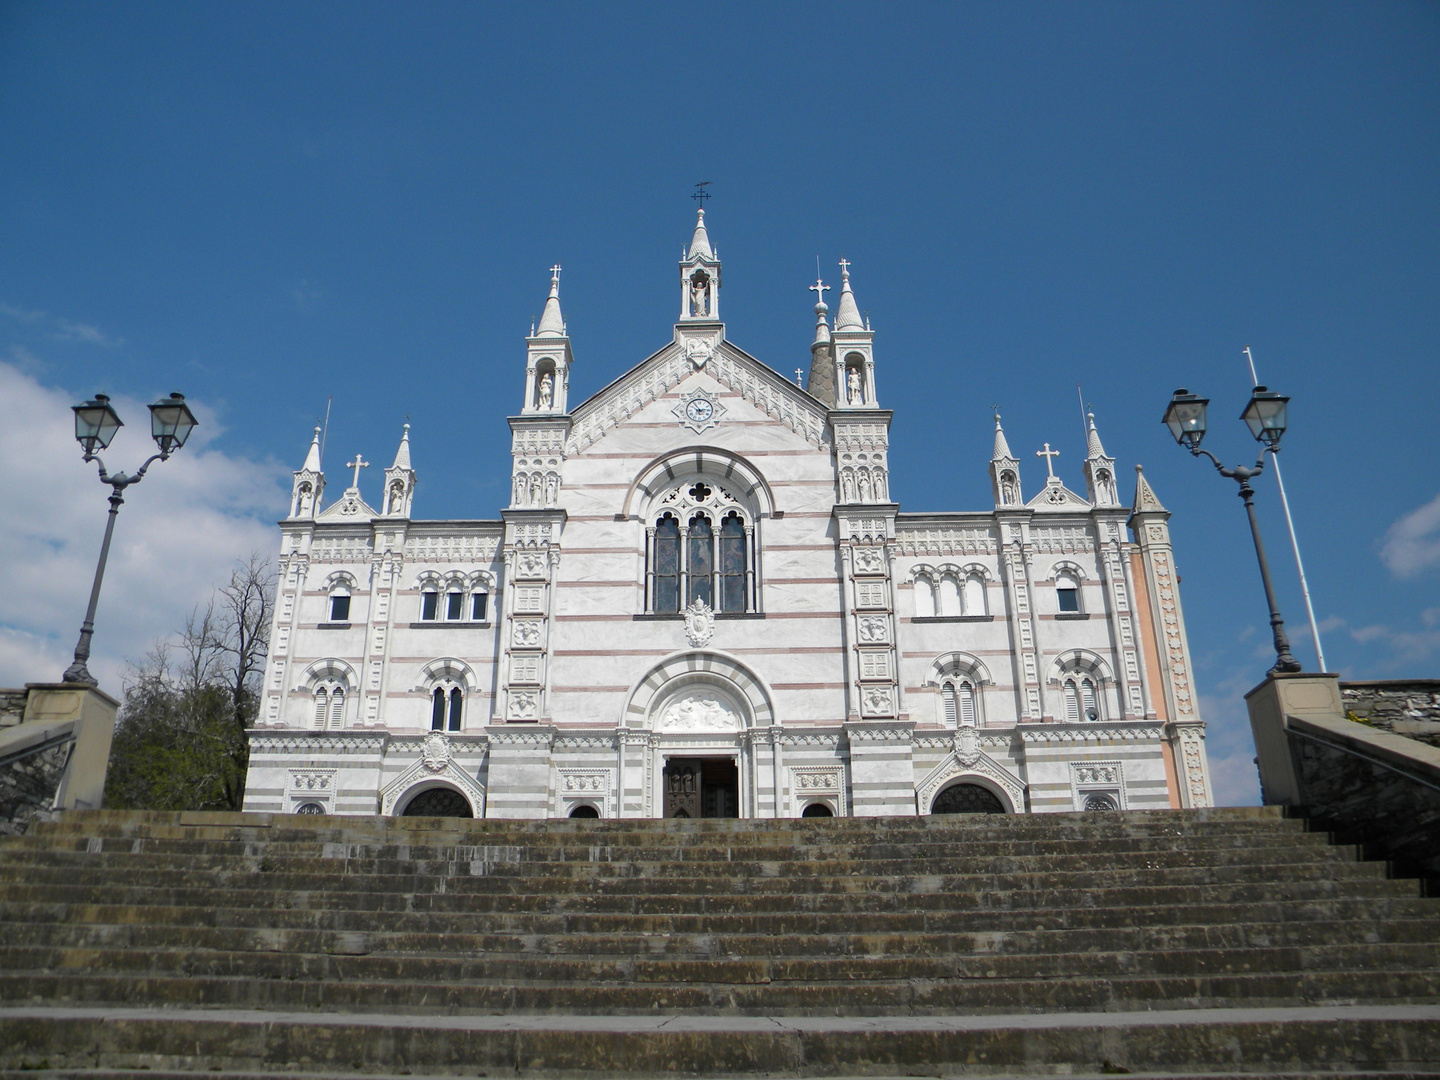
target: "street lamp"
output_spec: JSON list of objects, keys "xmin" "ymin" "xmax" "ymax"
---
[
  {"xmin": 61, "ymin": 392, "xmax": 198, "ymax": 686},
  {"xmin": 1162, "ymin": 385, "xmax": 1301, "ymax": 674}
]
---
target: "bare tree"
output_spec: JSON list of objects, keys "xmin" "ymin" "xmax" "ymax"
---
[{"xmin": 106, "ymin": 555, "xmax": 275, "ymax": 811}]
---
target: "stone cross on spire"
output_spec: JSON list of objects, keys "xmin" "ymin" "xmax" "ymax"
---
[
  {"xmin": 346, "ymin": 454, "xmax": 369, "ymax": 489},
  {"xmin": 1036, "ymin": 443, "xmax": 1060, "ymax": 478},
  {"xmin": 837, "ymin": 258, "xmax": 851, "ymax": 275},
  {"xmin": 549, "ymin": 264, "xmax": 562, "ymax": 282},
  {"xmin": 809, "ymin": 278, "xmax": 830, "ymax": 303}
]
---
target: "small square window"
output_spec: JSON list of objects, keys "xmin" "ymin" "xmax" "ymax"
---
[
  {"xmin": 421, "ymin": 591, "xmax": 439, "ymax": 621},
  {"xmin": 1057, "ymin": 587, "xmax": 1080, "ymax": 613},
  {"xmin": 328, "ymin": 595, "xmax": 350, "ymax": 622},
  {"xmin": 471, "ymin": 592, "xmax": 488, "ymax": 621},
  {"xmin": 446, "ymin": 591, "xmax": 464, "ymax": 620}
]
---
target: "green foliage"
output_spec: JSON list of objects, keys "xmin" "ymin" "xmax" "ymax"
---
[{"xmin": 104, "ymin": 555, "xmax": 273, "ymax": 812}]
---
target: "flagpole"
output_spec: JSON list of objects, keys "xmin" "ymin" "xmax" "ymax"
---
[{"xmin": 1244, "ymin": 347, "xmax": 1327, "ymax": 671}]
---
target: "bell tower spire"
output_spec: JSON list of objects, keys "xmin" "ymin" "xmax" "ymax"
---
[
  {"xmin": 380, "ymin": 423, "xmax": 416, "ymax": 517},
  {"xmin": 288, "ymin": 425, "xmax": 324, "ymax": 519},
  {"xmin": 522, "ymin": 265, "xmax": 574, "ymax": 415},
  {"xmin": 990, "ymin": 412, "xmax": 1022, "ymax": 508},
  {"xmin": 831, "ymin": 260, "xmax": 878, "ymax": 408},
  {"xmin": 679, "ymin": 207, "xmax": 721, "ymax": 322},
  {"xmin": 1082, "ymin": 411, "xmax": 1119, "ymax": 505}
]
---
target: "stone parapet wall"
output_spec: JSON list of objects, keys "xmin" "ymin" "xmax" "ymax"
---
[
  {"xmin": 0, "ymin": 741, "xmax": 69, "ymax": 836},
  {"xmin": 1341, "ymin": 679, "xmax": 1440, "ymax": 749},
  {"xmin": 0, "ymin": 690, "xmax": 27, "ymax": 728}
]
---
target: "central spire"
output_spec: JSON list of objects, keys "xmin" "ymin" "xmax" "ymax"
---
[
  {"xmin": 679, "ymin": 207, "xmax": 721, "ymax": 322},
  {"xmin": 535, "ymin": 264, "xmax": 565, "ymax": 337},
  {"xmin": 833, "ymin": 259, "xmax": 865, "ymax": 331},
  {"xmin": 688, "ymin": 208, "xmax": 714, "ymax": 260}
]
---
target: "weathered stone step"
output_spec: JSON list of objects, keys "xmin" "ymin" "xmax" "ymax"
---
[
  {"xmin": 7, "ymin": 894, "xmax": 1431, "ymax": 938},
  {"xmin": 15, "ymin": 911, "xmax": 1440, "ymax": 960},
  {"xmin": 0, "ymin": 874, "xmax": 1417, "ymax": 921},
  {"xmin": 3, "ymin": 937, "xmax": 1435, "ymax": 987},
  {"xmin": 8, "ymin": 1070, "xmax": 1440, "ymax": 1080}
]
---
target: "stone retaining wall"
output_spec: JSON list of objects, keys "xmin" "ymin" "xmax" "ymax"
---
[{"xmin": 1341, "ymin": 679, "xmax": 1440, "ymax": 749}]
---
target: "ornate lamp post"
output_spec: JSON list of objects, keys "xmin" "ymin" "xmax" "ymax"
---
[
  {"xmin": 1162, "ymin": 385, "xmax": 1301, "ymax": 674},
  {"xmin": 62, "ymin": 392, "xmax": 198, "ymax": 686}
]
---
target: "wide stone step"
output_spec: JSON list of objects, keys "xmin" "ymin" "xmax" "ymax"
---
[
  {"xmin": 6, "ymin": 894, "xmax": 1432, "ymax": 939},
  {"xmin": 4, "ymin": 966, "xmax": 1440, "ymax": 1014}
]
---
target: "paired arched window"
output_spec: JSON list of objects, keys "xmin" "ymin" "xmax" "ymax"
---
[
  {"xmin": 1061, "ymin": 672, "xmax": 1102, "ymax": 722},
  {"xmin": 647, "ymin": 482, "xmax": 754, "ymax": 614},
  {"xmin": 430, "ymin": 686, "xmax": 464, "ymax": 731},
  {"xmin": 941, "ymin": 678, "xmax": 979, "ymax": 726},
  {"xmin": 419, "ymin": 577, "xmax": 491, "ymax": 622},
  {"xmin": 313, "ymin": 682, "xmax": 346, "ymax": 729}
]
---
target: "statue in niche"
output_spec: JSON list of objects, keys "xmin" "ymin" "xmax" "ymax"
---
[
  {"xmin": 537, "ymin": 372, "xmax": 554, "ymax": 410},
  {"xmin": 1095, "ymin": 469, "xmax": 1115, "ymax": 504},
  {"xmin": 544, "ymin": 474, "xmax": 558, "ymax": 506},
  {"xmin": 857, "ymin": 471, "xmax": 872, "ymax": 502},
  {"xmin": 690, "ymin": 275, "xmax": 709, "ymax": 317},
  {"xmin": 841, "ymin": 471, "xmax": 856, "ymax": 502},
  {"xmin": 388, "ymin": 480, "xmax": 406, "ymax": 515},
  {"xmin": 295, "ymin": 482, "xmax": 313, "ymax": 517},
  {"xmin": 874, "ymin": 469, "xmax": 887, "ymax": 500},
  {"xmin": 513, "ymin": 475, "xmax": 526, "ymax": 506},
  {"xmin": 847, "ymin": 367, "xmax": 863, "ymax": 404},
  {"xmin": 1000, "ymin": 472, "xmax": 1017, "ymax": 505},
  {"xmin": 529, "ymin": 474, "xmax": 542, "ymax": 506}
]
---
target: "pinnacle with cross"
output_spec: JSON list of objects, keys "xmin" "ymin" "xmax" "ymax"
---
[
  {"xmin": 549, "ymin": 264, "xmax": 562, "ymax": 283},
  {"xmin": 838, "ymin": 257, "xmax": 851, "ymax": 277},
  {"xmin": 809, "ymin": 278, "xmax": 830, "ymax": 305},
  {"xmin": 1036, "ymin": 443, "xmax": 1060, "ymax": 479},
  {"xmin": 346, "ymin": 454, "xmax": 369, "ymax": 490}
]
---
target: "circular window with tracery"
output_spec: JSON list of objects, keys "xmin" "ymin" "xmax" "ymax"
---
[
  {"xmin": 400, "ymin": 787, "xmax": 473, "ymax": 818},
  {"xmin": 930, "ymin": 783, "xmax": 1005, "ymax": 815}
]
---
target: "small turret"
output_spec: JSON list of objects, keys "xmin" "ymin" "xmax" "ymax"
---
[
  {"xmin": 990, "ymin": 413, "xmax": 1022, "ymax": 508},
  {"xmin": 1082, "ymin": 411, "xmax": 1119, "ymax": 506},
  {"xmin": 806, "ymin": 278, "xmax": 835, "ymax": 405},
  {"xmin": 830, "ymin": 260, "xmax": 878, "ymax": 409},
  {"xmin": 381, "ymin": 423, "xmax": 416, "ymax": 517},
  {"xmin": 289, "ymin": 426, "xmax": 325, "ymax": 519},
  {"xmin": 679, "ymin": 208, "xmax": 721, "ymax": 322},
  {"xmin": 522, "ymin": 266, "xmax": 574, "ymax": 415}
]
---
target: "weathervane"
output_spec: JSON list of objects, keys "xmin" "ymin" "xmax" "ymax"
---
[{"xmin": 692, "ymin": 181, "xmax": 712, "ymax": 204}]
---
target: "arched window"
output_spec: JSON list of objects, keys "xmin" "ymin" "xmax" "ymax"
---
[
  {"xmin": 719, "ymin": 513, "xmax": 746, "ymax": 613},
  {"xmin": 431, "ymin": 686, "xmax": 463, "ymax": 732},
  {"xmin": 963, "ymin": 574, "xmax": 986, "ymax": 616},
  {"xmin": 1084, "ymin": 792, "xmax": 1117, "ymax": 811},
  {"xmin": 931, "ymin": 783, "xmax": 1006, "ymax": 814},
  {"xmin": 941, "ymin": 678, "xmax": 979, "ymax": 727},
  {"xmin": 1062, "ymin": 673, "xmax": 1101, "ymax": 722},
  {"xmin": 688, "ymin": 514, "xmax": 714, "ymax": 607},
  {"xmin": 445, "ymin": 586, "xmax": 464, "ymax": 621},
  {"xmin": 314, "ymin": 684, "xmax": 345, "ymax": 729},
  {"xmin": 327, "ymin": 584, "xmax": 351, "ymax": 623},
  {"xmin": 420, "ymin": 588, "xmax": 439, "ymax": 621},
  {"xmin": 1056, "ymin": 570, "xmax": 1081, "ymax": 613},
  {"xmin": 470, "ymin": 588, "xmax": 489, "ymax": 622},
  {"xmin": 937, "ymin": 575, "xmax": 961, "ymax": 617},
  {"xmin": 914, "ymin": 575, "xmax": 936, "ymax": 618},
  {"xmin": 654, "ymin": 515, "xmax": 681, "ymax": 614}
]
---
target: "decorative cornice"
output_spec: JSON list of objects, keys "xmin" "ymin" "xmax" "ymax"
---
[{"xmin": 1018, "ymin": 722, "xmax": 1165, "ymax": 744}]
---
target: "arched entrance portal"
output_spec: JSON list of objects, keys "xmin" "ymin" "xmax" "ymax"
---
[
  {"xmin": 931, "ymin": 782, "xmax": 1006, "ymax": 815},
  {"xmin": 400, "ymin": 786, "xmax": 474, "ymax": 818}
]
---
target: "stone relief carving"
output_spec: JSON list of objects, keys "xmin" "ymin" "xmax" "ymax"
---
[
  {"xmin": 853, "ymin": 547, "xmax": 884, "ymax": 574},
  {"xmin": 684, "ymin": 599, "xmax": 715, "ymax": 648},
  {"xmin": 955, "ymin": 726, "xmax": 981, "ymax": 767},
  {"xmin": 660, "ymin": 692, "xmax": 740, "ymax": 732},
  {"xmin": 857, "ymin": 616, "xmax": 889, "ymax": 643},
  {"xmin": 509, "ymin": 691, "xmax": 538, "ymax": 720},
  {"xmin": 512, "ymin": 621, "xmax": 542, "ymax": 647},
  {"xmin": 861, "ymin": 686, "xmax": 893, "ymax": 716},
  {"xmin": 421, "ymin": 732, "xmax": 450, "ymax": 773}
]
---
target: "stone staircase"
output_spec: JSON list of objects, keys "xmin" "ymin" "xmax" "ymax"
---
[{"xmin": 0, "ymin": 806, "xmax": 1437, "ymax": 1078}]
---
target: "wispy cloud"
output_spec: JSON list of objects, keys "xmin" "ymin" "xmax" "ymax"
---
[
  {"xmin": 0, "ymin": 303, "xmax": 46, "ymax": 323},
  {"xmin": 0, "ymin": 360, "xmax": 287, "ymax": 693},
  {"xmin": 1380, "ymin": 491, "xmax": 1440, "ymax": 578},
  {"xmin": 1, "ymin": 301, "xmax": 122, "ymax": 347}
]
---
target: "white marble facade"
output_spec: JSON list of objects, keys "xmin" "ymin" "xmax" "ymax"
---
[{"xmin": 243, "ymin": 211, "xmax": 1213, "ymax": 820}]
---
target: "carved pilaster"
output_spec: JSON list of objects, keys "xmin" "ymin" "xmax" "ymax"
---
[{"xmin": 498, "ymin": 509, "xmax": 565, "ymax": 724}]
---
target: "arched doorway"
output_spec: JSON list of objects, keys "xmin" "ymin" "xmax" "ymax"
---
[
  {"xmin": 801, "ymin": 802, "xmax": 833, "ymax": 818},
  {"xmin": 569, "ymin": 804, "xmax": 600, "ymax": 819},
  {"xmin": 400, "ymin": 786, "xmax": 473, "ymax": 818},
  {"xmin": 931, "ymin": 782, "xmax": 1006, "ymax": 815}
]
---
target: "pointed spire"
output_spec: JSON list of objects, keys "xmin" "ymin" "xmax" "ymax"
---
[
  {"xmin": 811, "ymin": 281, "xmax": 831, "ymax": 350},
  {"xmin": 1086, "ymin": 412, "xmax": 1108, "ymax": 458},
  {"xmin": 688, "ymin": 208, "xmax": 713, "ymax": 260},
  {"xmin": 535, "ymin": 265, "xmax": 566, "ymax": 337},
  {"xmin": 992, "ymin": 413, "xmax": 1014, "ymax": 460},
  {"xmin": 1132, "ymin": 464, "xmax": 1167, "ymax": 513},
  {"xmin": 391, "ymin": 423, "xmax": 411, "ymax": 470},
  {"xmin": 833, "ymin": 259, "xmax": 865, "ymax": 331},
  {"xmin": 302, "ymin": 425, "xmax": 322, "ymax": 471}
]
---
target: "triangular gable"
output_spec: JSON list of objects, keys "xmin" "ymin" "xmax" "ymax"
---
[
  {"xmin": 565, "ymin": 335, "xmax": 830, "ymax": 455},
  {"xmin": 1026, "ymin": 478, "xmax": 1091, "ymax": 511},
  {"xmin": 317, "ymin": 489, "xmax": 378, "ymax": 522}
]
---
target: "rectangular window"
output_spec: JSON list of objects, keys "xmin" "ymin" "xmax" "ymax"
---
[
  {"xmin": 328, "ymin": 595, "xmax": 350, "ymax": 622},
  {"xmin": 1057, "ymin": 587, "xmax": 1080, "ymax": 613},
  {"xmin": 421, "ymin": 591, "xmax": 439, "ymax": 620},
  {"xmin": 471, "ymin": 592, "xmax": 488, "ymax": 621},
  {"xmin": 446, "ymin": 591, "xmax": 463, "ymax": 620}
]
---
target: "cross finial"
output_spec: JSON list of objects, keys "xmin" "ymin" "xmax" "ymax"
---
[
  {"xmin": 549, "ymin": 264, "xmax": 562, "ymax": 283},
  {"xmin": 347, "ymin": 454, "xmax": 369, "ymax": 489},
  {"xmin": 692, "ymin": 181, "xmax": 712, "ymax": 203},
  {"xmin": 838, "ymin": 257, "xmax": 851, "ymax": 276},
  {"xmin": 1036, "ymin": 443, "xmax": 1060, "ymax": 479},
  {"xmin": 794, "ymin": 368, "xmax": 804, "ymax": 387},
  {"xmin": 809, "ymin": 278, "xmax": 830, "ymax": 304}
]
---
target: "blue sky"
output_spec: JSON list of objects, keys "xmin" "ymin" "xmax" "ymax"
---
[{"xmin": 2, "ymin": 2, "xmax": 1437, "ymax": 804}]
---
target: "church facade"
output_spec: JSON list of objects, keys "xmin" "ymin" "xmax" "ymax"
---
[{"xmin": 242, "ymin": 210, "xmax": 1213, "ymax": 820}]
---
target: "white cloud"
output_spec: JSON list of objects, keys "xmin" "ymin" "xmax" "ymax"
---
[
  {"xmin": 52, "ymin": 319, "xmax": 120, "ymax": 347},
  {"xmin": 0, "ymin": 360, "xmax": 287, "ymax": 694},
  {"xmin": 1380, "ymin": 491, "xmax": 1440, "ymax": 578}
]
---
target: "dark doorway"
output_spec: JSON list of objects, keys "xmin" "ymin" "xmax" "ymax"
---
[
  {"xmin": 400, "ymin": 787, "xmax": 473, "ymax": 818},
  {"xmin": 569, "ymin": 804, "xmax": 600, "ymax": 818},
  {"xmin": 663, "ymin": 757, "xmax": 739, "ymax": 818},
  {"xmin": 801, "ymin": 802, "xmax": 833, "ymax": 817},
  {"xmin": 930, "ymin": 783, "xmax": 1005, "ymax": 815}
]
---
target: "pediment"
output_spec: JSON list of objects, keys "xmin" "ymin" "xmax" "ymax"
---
[
  {"xmin": 566, "ymin": 333, "xmax": 829, "ymax": 455},
  {"xmin": 317, "ymin": 489, "xmax": 378, "ymax": 522},
  {"xmin": 1026, "ymin": 479, "xmax": 1091, "ymax": 511}
]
